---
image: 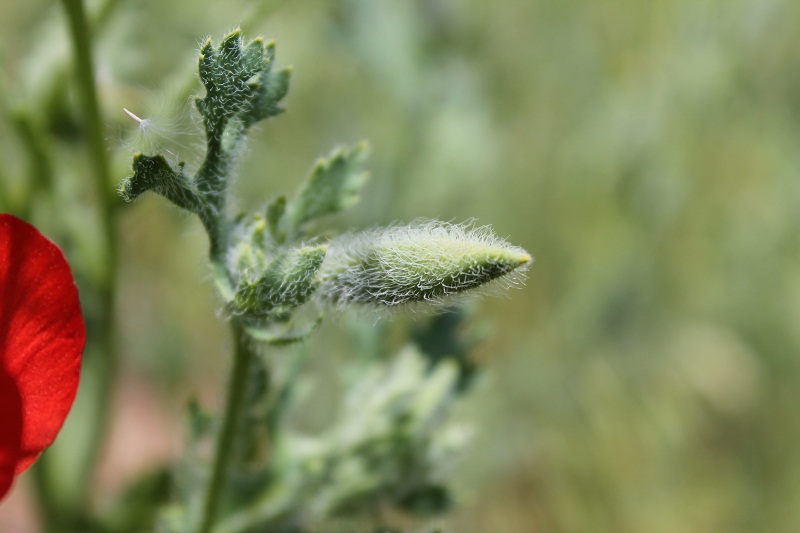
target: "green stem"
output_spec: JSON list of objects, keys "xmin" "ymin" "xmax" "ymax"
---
[
  {"xmin": 60, "ymin": 0, "xmax": 113, "ymax": 228},
  {"xmin": 198, "ymin": 318, "xmax": 257, "ymax": 533},
  {"xmin": 39, "ymin": 0, "xmax": 119, "ymax": 519}
]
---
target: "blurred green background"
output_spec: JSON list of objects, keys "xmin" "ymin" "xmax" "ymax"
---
[{"xmin": 3, "ymin": 0, "xmax": 800, "ymax": 531}]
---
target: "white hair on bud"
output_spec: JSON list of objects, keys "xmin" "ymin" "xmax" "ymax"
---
[{"xmin": 316, "ymin": 219, "xmax": 532, "ymax": 312}]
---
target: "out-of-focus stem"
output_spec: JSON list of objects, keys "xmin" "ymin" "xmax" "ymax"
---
[
  {"xmin": 197, "ymin": 318, "xmax": 258, "ymax": 533},
  {"xmin": 60, "ymin": 0, "xmax": 113, "ymax": 226},
  {"xmin": 7, "ymin": 110, "xmax": 54, "ymax": 219},
  {"xmin": 37, "ymin": 0, "xmax": 120, "ymax": 522}
]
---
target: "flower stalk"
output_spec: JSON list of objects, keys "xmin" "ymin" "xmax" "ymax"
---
[
  {"xmin": 196, "ymin": 318, "xmax": 258, "ymax": 533},
  {"xmin": 31, "ymin": 0, "xmax": 121, "ymax": 526}
]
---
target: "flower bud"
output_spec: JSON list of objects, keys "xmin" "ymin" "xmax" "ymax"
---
[
  {"xmin": 233, "ymin": 245, "xmax": 327, "ymax": 319},
  {"xmin": 316, "ymin": 220, "xmax": 531, "ymax": 309}
]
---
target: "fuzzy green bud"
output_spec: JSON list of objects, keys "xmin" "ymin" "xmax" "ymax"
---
[
  {"xmin": 233, "ymin": 245, "xmax": 327, "ymax": 319},
  {"xmin": 316, "ymin": 220, "xmax": 531, "ymax": 309}
]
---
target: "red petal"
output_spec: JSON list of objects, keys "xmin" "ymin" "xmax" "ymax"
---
[
  {"xmin": 0, "ymin": 371, "xmax": 23, "ymax": 499},
  {"xmin": 0, "ymin": 214, "xmax": 85, "ymax": 475}
]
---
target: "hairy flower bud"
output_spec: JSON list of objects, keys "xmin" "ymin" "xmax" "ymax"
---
[
  {"xmin": 316, "ymin": 220, "xmax": 531, "ymax": 309},
  {"xmin": 233, "ymin": 245, "xmax": 327, "ymax": 319}
]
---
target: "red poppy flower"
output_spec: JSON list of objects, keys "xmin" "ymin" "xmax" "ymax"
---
[{"xmin": 0, "ymin": 214, "xmax": 85, "ymax": 500}]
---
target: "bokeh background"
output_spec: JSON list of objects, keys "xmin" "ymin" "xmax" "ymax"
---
[{"xmin": 2, "ymin": 0, "xmax": 800, "ymax": 531}]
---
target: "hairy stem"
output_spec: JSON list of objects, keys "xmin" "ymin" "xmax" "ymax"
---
[{"xmin": 198, "ymin": 318, "xmax": 258, "ymax": 533}]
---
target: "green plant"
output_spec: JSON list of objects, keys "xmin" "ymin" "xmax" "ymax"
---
[{"xmin": 117, "ymin": 29, "xmax": 530, "ymax": 533}]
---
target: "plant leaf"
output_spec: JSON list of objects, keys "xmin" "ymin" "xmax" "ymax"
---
[
  {"xmin": 241, "ymin": 42, "xmax": 292, "ymax": 129},
  {"xmin": 244, "ymin": 314, "xmax": 323, "ymax": 346},
  {"xmin": 195, "ymin": 29, "xmax": 267, "ymax": 136},
  {"xmin": 285, "ymin": 141, "xmax": 370, "ymax": 231},
  {"xmin": 266, "ymin": 195, "xmax": 287, "ymax": 243}
]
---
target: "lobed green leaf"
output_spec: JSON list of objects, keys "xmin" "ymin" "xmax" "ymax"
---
[
  {"xmin": 241, "ymin": 42, "xmax": 292, "ymax": 129},
  {"xmin": 284, "ymin": 141, "xmax": 370, "ymax": 232},
  {"xmin": 195, "ymin": 30, "xmax": 268, "ymax": 136},
  {"xmin": 118, "ymin": 154, "xmax": 202, "ymax": 213}
]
